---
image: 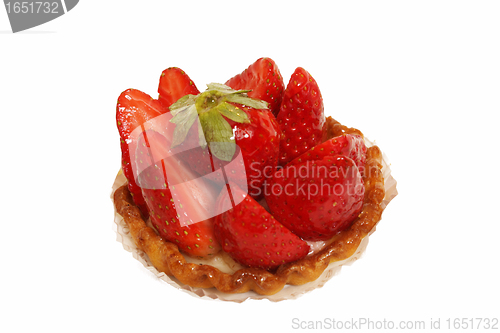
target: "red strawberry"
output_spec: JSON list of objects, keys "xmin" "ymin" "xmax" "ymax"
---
[
  {"xmin": 228, "ymin": 106, "xmax": 281, "ymax": 197},
  {"xmin": 117, "ymin": 68, "xmax": 199, "ymax": 216},
  {"xmin": 225, "ymin": 57, "xmax": 285, "ymax": 117},
  {"xmin": 277, "ymin": 67, "xmax": 325, "ymax": 166},
  {"xmin": 117, "ymin": 89, "xmax": 167, "ymax": 142},
  {"xmin": 158, "ymin": 67, "xmax": 200, "ymax": 108},
  {"xmin": 288, "ymin": 134, "xmax": 367, "ymax": 171},
  {"xmin": 116, "ymin": 89, "xmax": 169, "ymax": 216},
  {"xmin": 214, "ymin": 183, "xmax": 309, "ymax": 269},
  {"xmin": 120, "ymin": 139, "xmax": 149, "ymax": 216},
  {"xmin": 265, "ymin": 155, "xmax": 364, "ymax": 241},
  {"xmin": 135, "ymin": 130, "xmax": 221, "ymax": 258},
  {"xmin": 168, "ymin": 84, "xmax": 281, "ymax": 198}
]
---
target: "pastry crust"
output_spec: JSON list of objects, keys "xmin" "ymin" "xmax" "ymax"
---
[{"xmin": 112, "ymin": 117, "xmax": 386, "ymax": 295}]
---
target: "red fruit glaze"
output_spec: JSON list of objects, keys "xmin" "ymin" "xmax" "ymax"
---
[
  {"xmin": 277, "ymin": 67, "xmax": 325, "ymax": 166},
  {"xmin": 265, "ymin": 155, "xmax": 364, "ymax": 241},
  {"xmin": 225, "ymin": 57, "xmax": 285, "ymax": 117},
  {"xmin": 214, "ymin": 183, "xmax": 309, "ymax": 269}
]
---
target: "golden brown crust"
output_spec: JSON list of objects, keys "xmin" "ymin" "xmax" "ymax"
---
[{"xmin": 113, "ymin": 117, "xmax": 386, "ymax": 295}]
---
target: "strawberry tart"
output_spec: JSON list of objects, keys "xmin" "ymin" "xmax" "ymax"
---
[{"xmin": 112, "ymin": 58, "xmax": 397, "ymax": 300}]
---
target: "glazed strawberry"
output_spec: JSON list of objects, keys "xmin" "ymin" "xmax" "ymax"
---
[
  {"xmin": 277, "ymin": 67, "xmax": 325, "ymax": 166},
  {"xmin": 117, "ymin": 89, "xmax": 167, "ymax": 142},
  {"xmin": 120, "ymin": 139, "xmax": 149, "ymax": 216},
  {"xmin": 265, "ymin": 155, "xmax": 364, "ymax": 241},
  {"xmin": 225, "ymin": 57, "xmax": 285, "ymax": 117},
  {"xmin": 158, "ymin": 67, "xmax": 200, "ymax": 108},
  {"xmin": 226, "ymin": 106, "xmax": 280, "ymax": 196},
  {"xmin": 214, "ymin": 183, "xmax": 309, "ymax": 269},
  {"xmin": 288, "ymin": 134, "xmax": 367, "ymax": 170},
  {"xmin": 117, "ymin": 68, "xmax": 199, "ymax": 216},
  {"xmin": 168, "ymin": 83, "xmax": 281, "ymax": 198},
  {"xmin": 135, "ymin": 130, "xmax": 221, "ymax": 258},
  {"xmin": 116, "ymin": 89, "xmax": 169, "ymax": 216}
]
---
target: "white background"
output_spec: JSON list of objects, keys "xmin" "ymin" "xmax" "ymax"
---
[{"xmin": 1, "ymin": 1, "xmax": 499, "ymax": 332}]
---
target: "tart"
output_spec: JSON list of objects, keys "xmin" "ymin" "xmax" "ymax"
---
[{"xmin": 111, "ymin": 59, "xmax": 397, "ymax": 301}]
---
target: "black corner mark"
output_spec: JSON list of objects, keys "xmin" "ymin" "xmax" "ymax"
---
[{"xmin": 4, "ymin": 0, "xmax": 79, "ymax": 33}]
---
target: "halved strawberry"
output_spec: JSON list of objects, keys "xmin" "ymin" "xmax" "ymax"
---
[
  {"xmin": 225, "ymin": 57, "xmax": 285, "ymax": 117},
  {"xmin": 117, "ymin": 68, "xmax": 200, "ymax": 217},
  {"xmin": 265, "ymin": 155, "xmax": 365, "ymax": 241},
  {"xmin": 135, "ymin": 130, "xmax": 221, "ymax": 258},
  {"xmin": 116, "ymin": 89, "xmax": 168, "ymax": 216},
  {"xmin": 158, "ymin": 67, "xmax": 200, "ymax": 108},
  {"xmin": 214, "ymin": 183, "xmax": 310, "ymax": 269},
  {"xmin": 117, "ymin": 89, "xmax": 167, "ymax": 140},
  {"xmin": 120, "ymin": 139, "xmax": 149, "ymax": 216},
  {"xmin": 277, "ymin": 67, "xmax": 325, "ymax": 166},
  {"xmin": 288, "ymin": 134, "xmax": 367, "ymax": 170}
]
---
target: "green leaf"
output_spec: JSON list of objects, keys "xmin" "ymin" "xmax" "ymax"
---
[
  {"xmin": 225, "ymin": 94, "xmax": 269, "ymax": 110},
  {"xmin": 205, "ymin": 83, "xmax": 236, "ymax": 95},
  {"xmin": 209, "ymin": 141, "xmax": 236, "ymax": 162},
  {"xmin": 166, "ymin": 82, "xmax": 268, "ymax": 152},
  {"xmin": 170, "ymin": 105, "xmax": 198, "ymax": 148},
  {"xmin": 169, "ymin": 94, "xmax": 197, "ymax": 116},
  {"xmin": 197, "ymin": 118, "xmax": 207, "ymax": 148},
  {"xmin": 205, "ymin": 82, "xmax": 252, "ymax": 96},
  {"xmin": 216, "ymin": 102, "xmax": 250, "ymax": 123},
  {"xmin": 199, "ymin": 109, "xmax": 235, "ymax": 161}
]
